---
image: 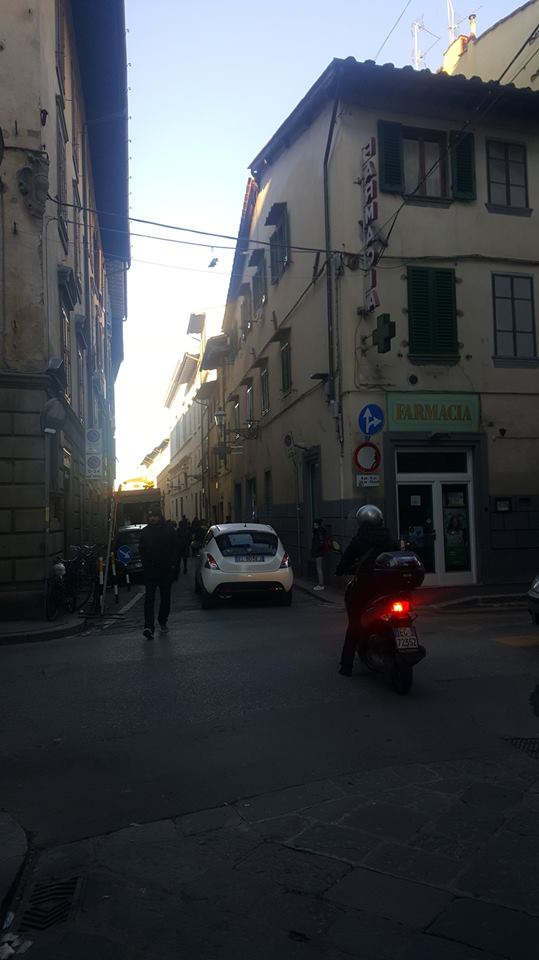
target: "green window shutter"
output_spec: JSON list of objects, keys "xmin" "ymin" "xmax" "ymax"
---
[
  {"xmin": 408, "ymin": 267, "xmax": 433, "ymax": 355},
  {"xmin": 450, "ymin": 131, "xmax": 476, "ymax": 201},
  {"xmin": 378, "ymin": 120, "xmax": 403, "ymax": 193},
  {"xmin": 433, "ymin": 268, "xmax": 458, "ymax": 355},
  {"xmin": 408, "ymin": 267, "xmax": 458, "ymax": 357}
]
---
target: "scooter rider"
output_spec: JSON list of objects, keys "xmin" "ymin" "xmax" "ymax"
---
[{"xmin": 336, "ymin": 504, "xmax": 395, "ymax": 676}]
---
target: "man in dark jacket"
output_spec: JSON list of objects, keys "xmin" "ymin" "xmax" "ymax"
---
[
  {"xmin": 139, "ymin": 505, "xmax": 177, "ymax": 639},
  {"xmin": 336, "ymin": 505, "xmax": 394, "ymax": 675},
  {"xmin": 310, "ymin": 518, "xmax": 328, "ymax": 591},
  {"xmin": 176, "ymin": 516, "xmax": 191, "ymax": 574}
]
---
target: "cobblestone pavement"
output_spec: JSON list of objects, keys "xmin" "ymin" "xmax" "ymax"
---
[{"xmin": 5, "ymin": 752, "xmax": 539, "ymax": 959}]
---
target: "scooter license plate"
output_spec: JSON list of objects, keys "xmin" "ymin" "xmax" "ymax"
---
[{"xmin": 394, "ymin": 627, "xmax": 418, "ymax": 650}]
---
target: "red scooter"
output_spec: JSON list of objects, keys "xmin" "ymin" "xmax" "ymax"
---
[{"xmin": 357, "ymin": 551, "xmax": 426, "ymax": 695}]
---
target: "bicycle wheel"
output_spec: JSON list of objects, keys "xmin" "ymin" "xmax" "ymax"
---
[
  {"xmin": 45, "ymin": 578, "xmax": 61, "ymax": 621},
  {"xmin": 70, "ymin": 560, "xmax": 94, "ymax": 611}
]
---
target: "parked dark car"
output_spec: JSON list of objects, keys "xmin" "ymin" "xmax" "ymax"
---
[
  {"xmin": 114, "ymin": 524, "xmax": 145, "ymax": 582},
  {"xmin": 528, "ymin": 574, "xmax": 539, "ymax": 624}
]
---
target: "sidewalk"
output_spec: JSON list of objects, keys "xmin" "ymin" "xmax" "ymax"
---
[
  {"xmin": 0, "ymin": 613, "xmax": 90, "ymax": 646},
  {"xmin": 2, "ymin": 750, "xmax": 538, "ymax": 958},
  {"xmin": 294, "ymin": 576, "xmax": 529, "ymax": 611}
]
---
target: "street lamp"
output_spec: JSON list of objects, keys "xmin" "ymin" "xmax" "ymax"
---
[{"xmin": 214, "ymin": 404, "xmax": 259, "ymax": 460}]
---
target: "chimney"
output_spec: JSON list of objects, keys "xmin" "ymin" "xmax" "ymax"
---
[{"xmin": 469, "ymin": 13, "xmax": 477, "ymax": 39}]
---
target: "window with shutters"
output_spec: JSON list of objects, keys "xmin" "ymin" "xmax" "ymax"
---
[
  {"xmin": 378, "ymin": 120, "xmax": 475, "ymax": 202},
  {"xmin": 407, "ymin": 267, "xmax": 458, "ymax": 360},
  {"xmin": 246, "ymin": 383, "xmax": 254, "ymax": 422},
  {"xmin": 252, "ymin": 252, "xmax": 267, "ymax": 313},
  {"xmin": 492, "ymin": 274, "xmax": 536, "ymax": 359},
  {"xmin": 280, "ymin": 336, "xmax": 292, "ymax": 392},
  {"xmin": 487, "ymin": 141, "xmax": 529, "ymax": 212},
  {"xmin": 61, "ymin": 306, "xmax": 72, "ymax": 401},
  {"xmin": 56, "ymin": 102, "xmax": 68, "ymax": 249},
  {"xmin": 260, "ymin": 364, "xmax": 269, "ymax": 416},
  {"xmin": 268, "ymin": 207, "xmax": 290, "ymax": 284}
]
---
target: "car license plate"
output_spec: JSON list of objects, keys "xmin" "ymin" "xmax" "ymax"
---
[
  {"xmin": 394, "ymin": 627, "xmax": 418, "ymax": 650},
  {"xmin": 234, "ymin": 556, "xmax": 264, "ymax": 562}
]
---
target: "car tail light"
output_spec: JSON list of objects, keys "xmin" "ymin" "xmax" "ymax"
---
[
  {"xmin": 279, "ymin": 553, "xmax": 291, "ymax": 569},
  {"xmin": 204, "ymin": 553, "xmax": 220, "ymax": 570},
  {"xmin": 389, "ymin": 599, "xmax": 411, "ymax": 616}
]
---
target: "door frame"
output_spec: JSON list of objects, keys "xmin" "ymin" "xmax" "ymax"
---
[
  {"xmin": 384, "ymin": 432, "xmax": 488, "ymax": 586},
  {"xmin": 397, "ymin": 468, "xmax": 477, "ymax": 586}
]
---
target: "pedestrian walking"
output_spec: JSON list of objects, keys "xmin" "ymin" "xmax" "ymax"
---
[
  {"xmin": 139, "ymin": 505, "xmax": 177, "ymax": 639},
  {"xmin": 176, "ymin": 515, "xmax": 191, "ymax": 574},
  {"xmin": 311, "ymin": 518, "xmax": 328, "ymax": 591}
]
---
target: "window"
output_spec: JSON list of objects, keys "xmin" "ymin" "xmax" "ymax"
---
[
  {"xmin": 234, "ymin": 401, "xmax": 240, "ymax": 432},
  {"xmin": 487, "ymin": 141, "xmax": 528, "ymax": 210},
  {"xmin": 379, "ymin": 120, "xmax": 475, "ymax": 201},
  {"xmin": 280, "ymin": 337, "xmax": 292, "ymax": 392},
  {"xmin": 252, "ymin": 252, "xmax": 267, "ymax": 312},
  {"xmin": 73, "ymin": 183, "xmax": 82, "ymax": 284},
  {"xmin": 240, "ymin": 285, "xmax": 252, "ymax": 335},
  {"xmin": 407, "ymin": 267, "xmax": 458, "ymax": 359},
  {"xmin": 61, "ymin": 306, "xmax": 72, "ymax": 401},
  {"xmin": 246, "ymin": 383, "xmax": 254, "ymax": 422},
  {"xmin": 268, "ymin": 207, "xmax": 290, "ymax": 284},
  {"xmin": 55, "ymin": 0, "xmax": 66, "ymax": 93},
  {"xmin": 77, "ymin": 348, "xmax": 85, "ymax": 421},
  {"xmin": 264, "ymin": 470, "xmax": 272, "ymax": 517},
  {"xmin": 493, "ymin": 274, "xmax": 536, "ymax": 359},
  {"xmin": 56, "ymin": 103, "xmax": 68, "ymax": 248},
  {"xmin": 403, "ymin": 129, "xmax": 446, "ymax": 198},
  {"xmin": 260, "ymin": 365, "xmax": 269, "ymax": 416}
]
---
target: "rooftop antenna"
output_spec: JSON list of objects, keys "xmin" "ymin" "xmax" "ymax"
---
[
  {"xmin": 447, "ymin": 0, "xmax": 457, "ymax": 43},
  {"xmin": 412, "ymin": 19, "xmax": 424, "ymax": 70}
]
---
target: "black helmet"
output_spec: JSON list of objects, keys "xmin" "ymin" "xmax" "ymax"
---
[{"xmin": 355, "ymin": 504, "xmax": 384, "ymax": 529}]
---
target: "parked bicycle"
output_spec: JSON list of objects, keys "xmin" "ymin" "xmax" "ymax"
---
[{"xmin": 45, "ymin": 544, "xmax": 98, "ymax": 621}]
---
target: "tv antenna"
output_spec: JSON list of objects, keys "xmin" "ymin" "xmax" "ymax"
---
[
  {"xmin": 447, "ymin": 0, "xmax": 457, "ymax": 43},
  {"xmin": 411, "ymin": 19, "xmax": 441, "ymax": 70}
]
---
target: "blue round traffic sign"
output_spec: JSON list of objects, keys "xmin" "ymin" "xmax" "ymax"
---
[
  {"xmin": 116, "ymin": 545, "xmax": 131, "ymax": 565},
  {"xmin": 358, "ymin": 403, "xmax": 385, "ymax": 437}
]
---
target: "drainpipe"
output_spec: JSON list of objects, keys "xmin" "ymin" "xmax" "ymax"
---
[{"xmin": 323, "ymin": 64, "xmax": 343, "ymax": 409}]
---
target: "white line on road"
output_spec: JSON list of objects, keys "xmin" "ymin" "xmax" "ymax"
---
[{"xmin": 101, "ymin": 591, "xmax": 143, "ymax": 629}]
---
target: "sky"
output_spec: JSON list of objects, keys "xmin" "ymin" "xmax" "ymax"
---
[{"xmin": 114, "ymin": 0, "xmax": 521, "ymax": 482}]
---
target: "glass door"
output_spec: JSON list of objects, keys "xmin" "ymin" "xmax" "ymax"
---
[
  {"xmin": 397, "ymin": 484, "xmax": 436, "ymax": 573},
  {"xmin": 441, "ymin": 483, "xmax": 472, "ymax": 574}
]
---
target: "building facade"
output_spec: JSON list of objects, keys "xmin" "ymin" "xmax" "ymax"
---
[
  {"xmin": 0, "ymin": 0, "xmax": 129, "ymax": 615},
  {"xmin": 203, "ymin": 57, "xmax": 539, "ymax": 587}
]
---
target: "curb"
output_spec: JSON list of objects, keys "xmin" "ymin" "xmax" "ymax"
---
[
  {"xmin": 0, "ymin": 617, "xmax": 90, "ymax": 646},
  {"xmin": 0, "ymin": 815, "xmax": 29, "ymax": 927},
  {"xmin": 293, "ymin": 582, "xmax": 342, "ymax": 605}
]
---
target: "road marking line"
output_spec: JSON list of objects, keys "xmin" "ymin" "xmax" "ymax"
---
[{"xmin": 102, "ymin": 591, "xmax": 143, "ymax": 628}]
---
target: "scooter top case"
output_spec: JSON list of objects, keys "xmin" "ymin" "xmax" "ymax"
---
[{"xmin": 371, "ymin": 550, "xmax": 425, "ymax": 594}]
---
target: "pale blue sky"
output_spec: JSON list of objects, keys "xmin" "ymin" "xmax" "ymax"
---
[{"xmin": 115, "ymin": 0, "xmax": 519, "ymax": 480}]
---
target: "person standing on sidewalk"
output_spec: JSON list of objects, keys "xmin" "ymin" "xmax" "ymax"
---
[
  {"xmin": 140, "ymin": 506, "xmax": 177, "ymax": 639},
  {"xmin": 176, "ymin": 515, "xmax": 191, "ymax": 574},
  {"xmin": 311, "ymin": 518, "xmax": 328, "ymax": 591}
]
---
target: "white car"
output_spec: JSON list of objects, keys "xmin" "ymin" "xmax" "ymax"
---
[{"xmin": 195, "ymin": 523, "xmax": 293, "ymax": 608}]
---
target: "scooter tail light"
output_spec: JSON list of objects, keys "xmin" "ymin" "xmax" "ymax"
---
[
  {"xmin": 279, "ymin": 553, "xmax": 290, "ymax": 569},
  {"xmin": 205, "ymin": 553, "xmax": 220, "ymax": 570},
  {"xmin": 389, "ymin": 599, "xmax": 411, "ymax": 615}
]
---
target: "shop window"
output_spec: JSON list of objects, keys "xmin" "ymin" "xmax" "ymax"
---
[
  {"xmin": 378, "ymin": 120, "xmax": 475, "ymax": 201},
  {"xmin": 487, "ymin": 141, "xmax": 528, "ymax": 212},
  {"xmin": 397, "ymin": 451, "xmax": 468, "ymax": 473},
  {"xmin": 407, "ymin": 267, "xmax": 458, "ymax": 359},
  {"xmin": 493, "ymin": 274, "xmax": 536, "ymax": 359}
]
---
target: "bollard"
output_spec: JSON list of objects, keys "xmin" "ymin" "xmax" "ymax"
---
[
  {"xmin": 125, "ymin": 569, "xmax": 131, "ymax": 592},
  {"xmin": 111, "ymin": 551, "xmax": 119, "ymax": 604}
]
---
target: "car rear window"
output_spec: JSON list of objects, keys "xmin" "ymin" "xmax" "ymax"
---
[{"xmin": 215, "ymin": 531, "xmax": 278, "ymax": 557}]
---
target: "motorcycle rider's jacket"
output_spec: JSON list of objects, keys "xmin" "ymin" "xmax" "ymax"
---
[{"xmin": 336, "ymin": 526, "xmax": 394, "ymax": 580}]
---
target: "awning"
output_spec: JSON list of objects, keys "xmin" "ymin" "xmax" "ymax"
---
[
  {"xmin": 164, "ymin": 352, "xmax": 200, "ymax": 407},
  {"xmin": 195, "ymin": 379, "xmax": 218, "ymax": 401},
  {"xmin": 201, "ymin": 334, "xmax": 228, "ymax": 371}
]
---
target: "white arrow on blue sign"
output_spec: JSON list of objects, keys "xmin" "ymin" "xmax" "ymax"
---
[
  {"xmin": 358, "ymin": 403, "xmax": 385, "ymax": 437},
  {"xmin": 116, "ymin": 545, "xmax": 132, "ymax": 565}
]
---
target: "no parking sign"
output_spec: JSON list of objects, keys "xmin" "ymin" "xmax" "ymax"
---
[{"xmin": 353, "ymin": 442, "xmax": 381, "ymax": 474}]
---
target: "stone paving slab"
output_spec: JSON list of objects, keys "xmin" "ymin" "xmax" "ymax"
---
[
  {"xmin": 430, "ymin": 897, "xmax": 539, "ymax": 960},
  {"xmin": 234, "ymin": 779, "xmax": 344, "ymax": 822},
  {"xmin": 323, "ymin": 909, "xmax": 416, "ymax": 959},
  {"xmin": 342, "ymin": 800, "xmax": 427, "ymax": 841},
  {"xmin": 400, "ymin": 933, "xmax": 503, "ymax": 959},
  {"xmin": 455, "ymin": 831, "xmax": 539, "ymax": 916},
  {"xmin": 325, "ymin": 866, "xmax": 454, "ymax": 927},
  {"xmin": 0, "ymin": 813, "xmax": 27, "ymax": 914},
  {"xmin": 363, "ymin": 840, "xmax": 461, "ymax": 886},
  {"xmin": 236, "ymin": 844, "xmax": 351, "ymax": 895},
  {"xmin": 287, "ymin": 823, "xmax": 381, "ymax": 864}
]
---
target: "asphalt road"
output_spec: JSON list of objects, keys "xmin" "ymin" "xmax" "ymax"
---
[{"xmin": 1, "ymin": 571, "xmax": 538, "ymax": 849}]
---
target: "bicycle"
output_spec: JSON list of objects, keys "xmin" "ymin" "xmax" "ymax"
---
[{"xmin": 45, "ymin": 544, "xmax": 98, "ymax": 621}]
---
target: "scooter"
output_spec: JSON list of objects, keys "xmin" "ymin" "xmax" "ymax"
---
[{"xmin": 356, "ymin": 551, "xmax": 426, "ymax": 696}]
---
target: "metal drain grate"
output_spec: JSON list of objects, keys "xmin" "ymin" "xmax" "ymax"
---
[
  {"xmin": 19, "ymin": 877, "xmax": 81, "ymax": 931},
  {"xmin": 507, "ymin": 737, "xmax": 539, "ymax": 759}
]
